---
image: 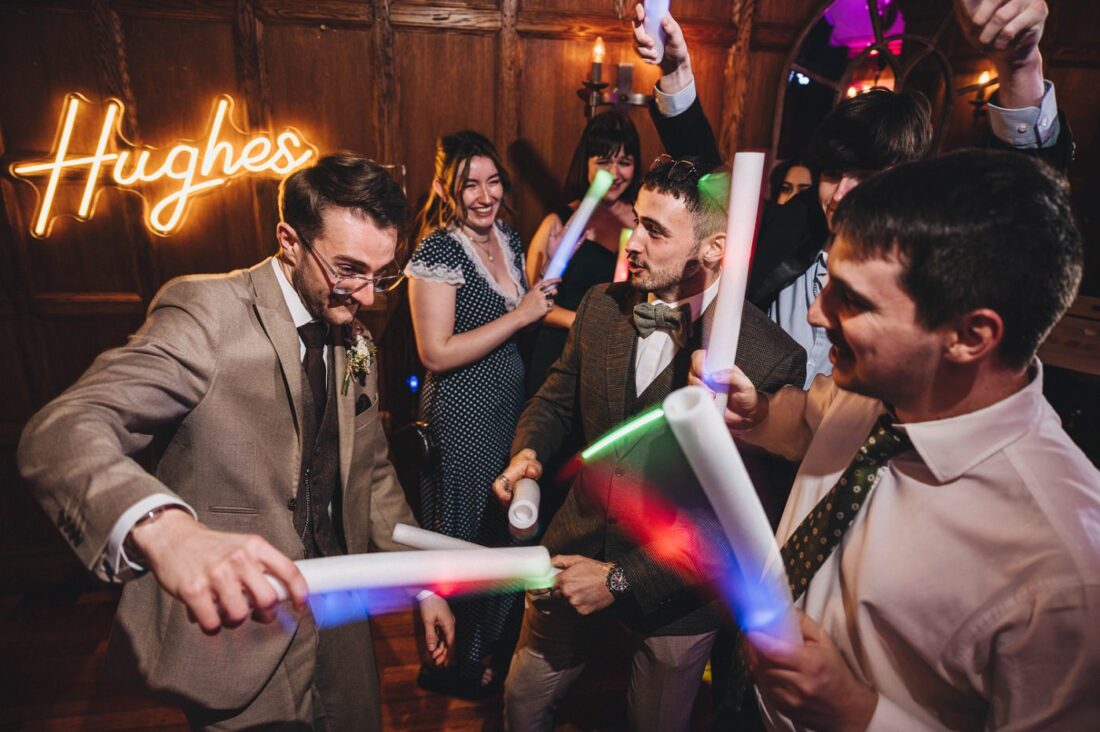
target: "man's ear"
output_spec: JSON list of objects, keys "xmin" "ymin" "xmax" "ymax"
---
[
  {"xmin": 701, "ymin": 232, "xmax": 725, "ymax": 267},
  {"xmin": 276, "ymin": 222, "xmax": 302, "ymax": 265},
  {"xmin": 943, "ymin": 308, "xmax": 1004, "ymax": 365}
]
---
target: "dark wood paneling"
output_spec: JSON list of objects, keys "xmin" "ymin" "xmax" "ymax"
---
[
  {"xmin": 36, "ymin": 313, "xmax": 146, "ymax": 402},
  {"xmin": 522, "ymin": 0, "xmax": 729, "ymax": 21},
  {"xmin": 265, "ymin": 23, "xmax": 381, "ymax": 154},
  {"xmin": 395, "ymin": 29, "xmax": 498, "ymax": 215},
  {"xmin": 0, "ymin": 320, "xmax": 36, "ymax": 426}
]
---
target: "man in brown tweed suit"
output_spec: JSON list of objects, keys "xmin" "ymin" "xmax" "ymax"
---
[
  {"xmin": 18, "ymin": 153, "xmax": 454, "ymax": 730},
  {"xmin": 493, "ymin": 157, "xmax": 806, "ymax": 731}
]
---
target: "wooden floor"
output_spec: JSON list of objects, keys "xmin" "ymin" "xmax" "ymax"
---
[{"xmin": 0, "ymin": 580, "xmax": 714, "ymax": 731}]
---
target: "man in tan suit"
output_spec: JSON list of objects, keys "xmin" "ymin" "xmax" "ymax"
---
[{"xmin": 18, "ymin": 153, "xmax": 454, "ymax": 730}]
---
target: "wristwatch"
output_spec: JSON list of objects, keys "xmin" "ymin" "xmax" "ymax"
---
[{"xmin": 605, "ymin": 563, "xmax": 630, "ymax": 596}]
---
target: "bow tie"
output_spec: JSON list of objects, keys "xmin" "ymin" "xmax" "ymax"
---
[{"xmin": 633, "ymin": 301, "xmax": 692, "ymax": 345}]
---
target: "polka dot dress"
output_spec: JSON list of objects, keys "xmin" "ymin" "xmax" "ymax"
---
[{"xmin": 405, "ymin": 222, "xmax": 528, "ymax": 689}]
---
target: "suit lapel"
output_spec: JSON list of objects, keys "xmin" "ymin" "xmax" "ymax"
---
[
  {"xmin": 251, "ymin": 259, "xmax": 305, "ymax": 439},
  {"xmin": 334, "ymin": 337, "xmax": 354, "ymax": 490},
  {"xmin": 606, "ymin": 289, "xmax": 643, "ymax": 459}
]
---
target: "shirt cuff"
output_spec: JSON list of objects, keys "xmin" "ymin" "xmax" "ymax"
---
[
  {"xmin": 654, "ymin": 77, "xmax": 697, "ymax": 118},
  {"xmin": 988, "ymin": 80, "xmax": 1060, "ymax": 149},
  {"xmin": 866, "ymin": 694, "xmax": 930, "ymax": 731},
  {"xmin": 415, "ymin": 589, "xmax": 437, "ymax": 602},
  {"xmin": 103, "ymin": 495, "xmax": 196, "ymax": 580}
]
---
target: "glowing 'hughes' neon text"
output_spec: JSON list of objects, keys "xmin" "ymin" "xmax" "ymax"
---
[{"xmin": 11, "ymin": 94, "xmax": 317, "ymax": 237}]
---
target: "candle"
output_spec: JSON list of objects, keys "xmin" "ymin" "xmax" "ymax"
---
[
  {"xmin": 543, "ymin": 168, "xmax": 614, "ymax": 280},
  {"xmin": 393, "ymin": 523, "xmax": 482, "ymax": 551},
  {"xmin": 508, "ymin": 478, "xmax": 541, "ymax": 540},
  {"xmin": 265, "ymin": 546, "xmax": 555, "ymax": 601},
  {"xmin": 702, "ymin": 151, "xmax": 765, "ymax": 410},
  {"xmin": 643, "ymin": 0, "xmax": 669, "ymax": 63},
  {"xmin": 613, "ymin": 227, "xmax": 632, "ymax": 282},
  {"xmin": 663, "ymin": 386, "xmax": 801, "ymax": 643},
  {"xmin": 591, "ymin": 36, "xmax": 606, "ymax": 84}
]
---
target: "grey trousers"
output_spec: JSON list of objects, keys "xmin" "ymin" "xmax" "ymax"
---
[{"xmin": 503, "ymin": 593, "xmax": 717, "ymax": 732}]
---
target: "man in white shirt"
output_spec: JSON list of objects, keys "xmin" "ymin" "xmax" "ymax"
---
[
  {"xmin": 695, "ymin": 149, "xmax": 1099, "ymax": 730},
  {"xmin": 18, "ymin": 153, "xmax": 454, "ymax": 729},
  {"xmin": 493, "ymin": 156, "xmax": 805, "ymax": 730}
]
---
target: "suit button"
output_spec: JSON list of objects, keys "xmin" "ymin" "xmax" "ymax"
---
[
  {"xmin": 608, "ymin": 517, "xmax": 618, "ymax": 526},
  {"xmin": 287, "ymin": 498, "xmax": 297, "ymax": 511},
  {"xmin": 614, "ymin": 468, "xmax": 625, "ymax": 477}
]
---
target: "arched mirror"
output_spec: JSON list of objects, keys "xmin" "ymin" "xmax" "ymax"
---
[{"xmin": 772, "ymin": 0, "xmax": 999, "ymax": 163}]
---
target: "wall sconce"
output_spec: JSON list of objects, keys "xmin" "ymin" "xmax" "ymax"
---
[
  {"xmin": 578, "ymin": 36, "xmax": 651, "ymax": 120},
  {"xmin": 969, "ymin": 70, "xmax": 998, "ymax": 118}
]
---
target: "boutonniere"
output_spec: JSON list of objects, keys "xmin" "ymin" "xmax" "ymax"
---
[{"xmin": 342, "ymin": 322, "xmax": 377, "ymax": 396}]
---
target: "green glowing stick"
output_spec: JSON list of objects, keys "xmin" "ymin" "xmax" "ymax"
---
[{"xmin": 580, "ymin": 406, "xmax": 666, "ymax": 461}]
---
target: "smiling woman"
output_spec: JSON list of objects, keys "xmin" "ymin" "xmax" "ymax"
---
[{"xmin": 403, "ymin": 130, "xmax": 557, "ymax": 699}]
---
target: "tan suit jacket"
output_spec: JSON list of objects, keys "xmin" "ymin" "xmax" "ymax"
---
[{"xmin": 17, "ymin": 258, "xmax": 416, "ymax": 711}]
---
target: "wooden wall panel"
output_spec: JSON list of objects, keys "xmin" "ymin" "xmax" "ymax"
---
[
  {"xmin": 395, "ymin": 29, "xmax": 498, "ymax": 216},
  {"xmin": 265, "ymin": 24, "xmax": 381, "ymax": 155}
]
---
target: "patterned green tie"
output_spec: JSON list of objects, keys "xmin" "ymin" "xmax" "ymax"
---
[
  {"xmin": 716, "ymin": 413, "xmax": 911, "ymax": 722},
  {"xmin": 782, "ymin": 412, "xmax": 911, "ymax": 601}
]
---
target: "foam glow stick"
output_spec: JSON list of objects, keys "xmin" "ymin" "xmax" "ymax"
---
[
  {"xmin": 702, "ymin": 152, "xmax": 766, "ymax": 410},
  {"xmin": 543, "ymin": 169, "xmax": 614, "ymax": 280},
  {"xmin": 613, "ymin": 227, "xmax": 632, "ymax": 282},
  {"xmin": 508, "ymin": 478, "xmax": 541, "ymax": 539},
  {"xmin": 265, "ymin": 547, "xmax": 554, "ymax": 601},
  {"xmin": 393, "ymin": 523, "xmax": 482, "ymax": 551},
  {"xmin": 644, "ymin": 0, "xmax": 670, "ymax": 64},
  {"xmin": 663, "ymin": 386, "xmax": 801, "ymax": 643}
]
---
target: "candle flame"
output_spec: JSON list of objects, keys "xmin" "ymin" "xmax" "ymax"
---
[
  {"xmin": 593, "ymin": 36, "xmax": 606, "ymax": 64},
  {"xmin": 979, "ymin": 71, "xmax": 991, "ymax": 85}
]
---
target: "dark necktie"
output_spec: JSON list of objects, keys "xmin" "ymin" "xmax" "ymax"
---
[
  {"xmin": 632, "ymin": 301, "xmax": 691, "ymax": 346},
  {"xmin": 781, "ymin": 412, "xmax": 912, "ymax": 601},
  {"xmin": 721, "ymin": 413, "xmax": 911, "ymax": 717},
  {"xmin": 298, "ymin": 321, "xmax": 328, "ymax": 425}
]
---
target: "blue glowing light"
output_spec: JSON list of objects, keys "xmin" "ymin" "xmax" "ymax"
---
[{"xmin": 406, "ymin": 375, "xmax": 419, "ymax": 393}]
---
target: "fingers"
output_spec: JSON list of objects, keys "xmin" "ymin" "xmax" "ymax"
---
[
  {"xmin": 746, "ymin": 630, "xmax": 802, "ymax": 667},
  {"xmin": 256, "ymin": 537, "xmax": 309, "ymax": 610},
  {"xmin": 180, "ymin": 579, "xmax": 222, "ymax": 633},
  {"xmin": 662, "ymin": 13, "xmax": 685, "ymax": 46},
  {"xmin": 997, "ymin": 3, "xmax": 1045, "ymax": 50},
  {"xmin": 424, "ymin": 618, "xmax": 439, "ymax": 653},
  {"xmin": 551, "ymin": 554, "xmax": 581, "ymax": 570},
  {"xmin": 492, "ymin": 474, "xmax": 515, "ymax": 505}
]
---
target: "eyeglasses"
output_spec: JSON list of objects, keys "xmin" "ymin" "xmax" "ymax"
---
[
  {"xmin": 649, "ymin": 154, "xmax": 700, "ymax": 183},
  {"xmin": 299, "ymin": 233, "xmax": 405, "ymax": 296}
]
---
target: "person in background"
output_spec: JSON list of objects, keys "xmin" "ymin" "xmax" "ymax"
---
[
  {"xmin": 525, "ymin": 110, "xmax": 643, "ymax": 394},
  {"xmin": 634, "ymin": 0, "xmax": 1072, "ymax": 389},
  {"xmin": 405, "ymin": 130, "xmax": 558, "ymax": 699},
  {"xmin": 768, "ymin": 158, "xmax": 817, "ymax": 206}
]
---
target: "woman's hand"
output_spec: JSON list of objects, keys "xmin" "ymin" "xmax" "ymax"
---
[{"xmin": 515, "ymin": 279, "xmax": 561, "ymax": 327}]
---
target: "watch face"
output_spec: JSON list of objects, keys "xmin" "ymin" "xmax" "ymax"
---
[{"xmin": 607, "ymin": 566, "xmax": 629, "ymax": 594}]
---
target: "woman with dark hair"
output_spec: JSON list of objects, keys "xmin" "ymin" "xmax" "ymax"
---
[
  {"xmin": 769, "ymin": 157, "xmax": 817, "ymax": 205},
  {"xmin": 405, "ymin": 130, "xmax": 558, "ymax": 697},
  {"xmin": 525, "ymin": 110, "xmax": 642, "ymax": 393}
]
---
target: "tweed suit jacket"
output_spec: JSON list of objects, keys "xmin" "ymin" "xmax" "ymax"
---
[
  {"xmin": 512, "ymin": 282, "xmax": 805, "ymax": 634},
  {"xmin": 17, "ymin": 258, "xmax": 416, "ymax": 711}
]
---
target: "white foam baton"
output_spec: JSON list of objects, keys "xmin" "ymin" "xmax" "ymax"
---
[
  {"xmin": 265, "ymin": 546, "xmax": 555, "ymax": 602},
  {"xmin": 702, "ymin": 152, "xmax": 766, "ymax": 411},
  {"xmin": 663, "ymin": 386, "xmax": 801, "ymax": 644},
  {"xmin": 508, "ymin": 478, "xmax": 541, "ymax": 540},
  {"xmin": 393, "ymin": 523, "xmax": 482, "ymax": 551},
  {"xmin": 543, "ymin": 169, "xmax": 614, "ymax": 280},
  {"xmin": 643, "ymin": 0, "xmax": 670, "ymax": 64}
]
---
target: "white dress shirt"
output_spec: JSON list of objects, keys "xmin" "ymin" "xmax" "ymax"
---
[
  {"xmin": 101, "ymin": 258, "xmax": 320, "ymax": 579},
  {"xmin": 741, "ymin": 363, "xmax": 1100, "ymax": 730},
  {"xmin": 634, "ymin": 278, "xmax": 720, "ymax": 396}
]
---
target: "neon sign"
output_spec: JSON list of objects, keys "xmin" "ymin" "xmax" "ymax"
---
[{"xmin": 10, "ymin": 93, "xmax": 317, "ymax": 237}]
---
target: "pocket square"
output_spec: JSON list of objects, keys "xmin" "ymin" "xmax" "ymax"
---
[{"xmin": 356, "ymin": 393, "xmax": 373, "ymax": 415}]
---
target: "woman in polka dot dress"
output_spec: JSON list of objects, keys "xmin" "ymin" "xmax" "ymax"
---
[{"xmin": 405, "ymin": 130, "xmax": 559, "ymax": 698}]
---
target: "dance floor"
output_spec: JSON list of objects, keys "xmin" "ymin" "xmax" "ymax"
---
[{"xmin": 0, "ymin": 578, "xmax": 714, "ymax": 730}]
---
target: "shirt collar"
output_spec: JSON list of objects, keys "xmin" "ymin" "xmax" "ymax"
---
[
  {"xmin": 649, "ymin": 276, "xmax": 722, "ymax": 324},
  {"xmin": 271, "ymin": 257, "xmax": 315, "ymax": 330},
  {"xmin": 894, "ymin": 360, "xmax": 1046, "ymax": 483}
]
